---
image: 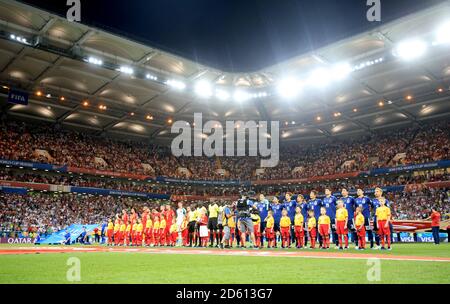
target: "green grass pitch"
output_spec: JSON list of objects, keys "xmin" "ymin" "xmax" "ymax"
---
[{"xmin": 0, "ymin": 243, "xmax": 449, "ymax": 284}]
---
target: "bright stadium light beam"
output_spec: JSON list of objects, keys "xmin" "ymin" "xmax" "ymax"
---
[
  {"xmin": 215, "ymin": 88, "xmax": 230, "ymax": 101},
  {"xmin": 277, "ymin": 77, "xmax": 301, "ymax": 99},
  {"xmin": 194, "ymin": 80, "xmax": 213, "ymax": 98},
  {"xmin": 88, "ymin": 57, "xmax": 103, "ymax": 66},
  {"xmin": 10, "ymin": 34, "xmax": 29, "ymax": 45},
  {"xmin": 331, "ymin": 63, "xmax": 352, "ymax": 80},
  {"xmin": 119, "ymin": 66, "xmax": 134, "ymax": 75},
  {"xmin": 434, "ymin": 21, "xmax": 450, "ymax": 45},
  {"xmin": 233, "ymin": 90, "xmax": 251, "ymax": 103},
  {"xmin": 308, "ymin": 68, "xmax": 331, "ymax": 87},
  {"xmin": 146, "ymin": 73, "xmax": 157, "ymax": 81},
  {"xmin": 166, "ymin": 79, "xmax": 186, "ymax": 90},
  {"xmin": 394, "ymin": 39, "xmax": 428, "ymax": 60}
]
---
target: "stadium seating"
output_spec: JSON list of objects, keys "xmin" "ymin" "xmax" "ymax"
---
[
  {"xmin": 0, "ymin": 118, "xmax": 449, "ymax": 237},
  {"xmin": 0, "ymin": 119, "xmax": 449, "ymax": 181}
]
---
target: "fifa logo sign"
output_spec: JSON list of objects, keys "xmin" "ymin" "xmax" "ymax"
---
[{"xmin": 171, "ymin": 113, "xmax": 280, "ymax": 168}]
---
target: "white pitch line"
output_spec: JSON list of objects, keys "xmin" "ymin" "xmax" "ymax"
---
[
  {"xmin": 136, "ymin": 248, "xmax": 450, "ymax": 262},
  {"xmin": 4, "ymin": 246, "xmax": 450, "ymax": 262}
]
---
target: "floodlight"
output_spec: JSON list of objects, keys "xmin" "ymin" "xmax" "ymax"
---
[
  {"xmin": 215, "ymin": 89, "xmax": 230, "ymax": 101},
  {"xmin": 166, "ymin": 79, "xmax": 186, "ymax": 90},
  {"xmin": 435, "ymin": 21, "xmax": 450, "ymax": 45},
  {"xmin": 277, "ymin": 77, "xmax": 301, "ymax": 98},
  {"xmin": 88, "ymin": 57, "xmax": 103, "ymax": 66},
  {"xmin": 194, "ymin": 80, "xmax": 213, "ymax": 98},
  {"xmin": 233, "ymin": 90, "xmax": 250, "ymax": 103},
  {"xmin": 331, "ymin": 63, "xmax": 352, "ymax": 80},
  {"xmin": 258, "ymin": 92, "xmax": 267, "ymax": 98},
  {"xmin": 308, "ymin": 68, "xmax": 331, "ymax": 87},
  {"xmin": 119, "ymin": 66, "xmax": 134, "ymax": 74},
  {"xmin": 394, "ymin": 39, "xmax": 427, "ymax": 60},
  {"xmin": 146, "ymin": 74, "xmax": 158, "ymax": 81}
]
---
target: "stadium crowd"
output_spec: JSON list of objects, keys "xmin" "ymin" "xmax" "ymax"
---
[
  {"xmin": 0, "ymin": 168, "xmax": 241, "ymax": 196},
  {"xmin": 258, "ymin": 123, "xmax": 449, "ymax": 180},
  {"xmin": 1, "ymin": 186, "xmax": 448, "ymax": 239},
  {"xmin": 1, "ymin": 166, "xmax": 449, "ymax": 198},
  {"xmin": 0, "ymin": 119, "xmax": 449, "ymax": 181},
  {"xmin": 0, "ymin": 118, "xmax": 449, "ymax": 244},
  {"xmin": 0, "ymin": 193, "xmax": 165, "ymax": 238},
  {"xmin": 393, "ymin": 188, "xmax": 450, "ymax": 220}
]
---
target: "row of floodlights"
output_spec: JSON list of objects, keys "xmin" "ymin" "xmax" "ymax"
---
[
  {"xmin": 9, "ymin": 34, "xmax": 28, "ymax": 44},
  {"xmin": 9, "ymin": 21, "xmax": 449, "ymax": 103},
  {"xmin": 275, "ymin": 21, "xmax": 450, "ymax": 99}
]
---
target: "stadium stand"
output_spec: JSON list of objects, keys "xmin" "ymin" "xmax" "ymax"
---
[
  {"xmin": 0, "ymin": 119, "xmax": 449, "ymax": 181},
  {"xmin": 0, "ymin": 117, "xmax": 449, "ymax": 238},
  {"xmin": 0, "ymin": 0, "xmax": 449, "ymax": 247}
]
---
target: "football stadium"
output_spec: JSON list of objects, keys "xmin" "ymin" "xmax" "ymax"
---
[{"xmin": 0, "ymin": 0, "xmax": 449, "ymax": 286}]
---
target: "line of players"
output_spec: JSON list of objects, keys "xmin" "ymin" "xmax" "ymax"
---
[
  {"xmin": 107, "ymin": 203, "xmax": 220, "ymax": 248},
  {"xmin": 105, "ymin": 187, "xmax": 392, "ymax": 250},
  {"xmin": 247, "ymin": 187, "xmax": 393, "ymax": 250},
  {"xmin": 107, "ymin": 204, "xmax": 185, "ymax": 247}
]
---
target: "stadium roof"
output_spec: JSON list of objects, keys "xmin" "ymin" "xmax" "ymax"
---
[{"xmin": 0, "ymin": 0, "xmax": 450, "ymax": 143}]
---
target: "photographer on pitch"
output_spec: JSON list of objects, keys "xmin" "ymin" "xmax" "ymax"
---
[{"xmin": 235, "ymin": 192, "xmax": 259, "ymax": 249}]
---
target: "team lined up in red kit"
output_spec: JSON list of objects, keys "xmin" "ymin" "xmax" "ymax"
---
[
  {"xmin": 106, "ymin": 203, "xmax": 213, "ymax": 247},
  {"xmin": 107, "ymin": 205, "xmax": 181, "ymax": 247}
]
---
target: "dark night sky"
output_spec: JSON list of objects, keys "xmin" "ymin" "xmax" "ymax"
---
[{"xmin": 21, "ymin": 0, "xmax": 446, "ymax": 72}]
